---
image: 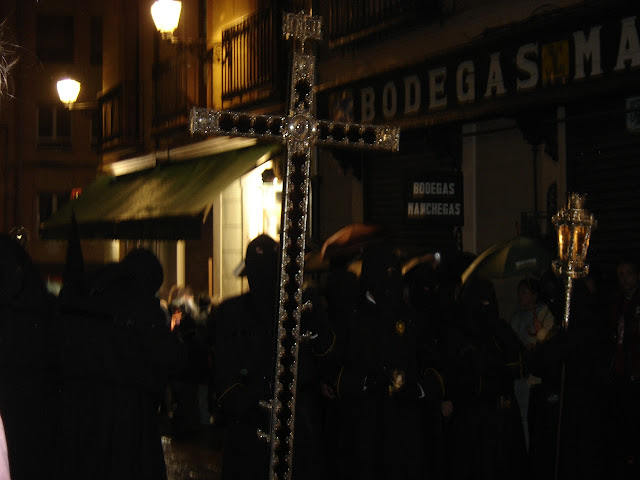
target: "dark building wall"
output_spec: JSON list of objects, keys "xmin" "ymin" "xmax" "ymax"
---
[{"xmin": 567, "ymin": 92, "xmax": 640, "ymax": 280}]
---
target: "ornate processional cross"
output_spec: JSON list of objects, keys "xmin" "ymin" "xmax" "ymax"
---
[{"xmin": 190, "ymin": 11, "xmax": 399, "ymax": 480}]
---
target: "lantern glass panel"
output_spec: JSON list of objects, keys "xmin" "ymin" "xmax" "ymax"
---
[
  {"xmin": 558, "ymin": 224, "xmax": 571, "ymax": 262},
  {"xmin": 572, "ymin": 225, "xmax": 589, "ymax": 263}
]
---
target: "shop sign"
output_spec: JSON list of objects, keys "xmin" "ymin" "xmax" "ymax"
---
[
  {"xmin": 405, "ymin": 172, "xmax": 463, "ymax": 225},
  {"xmin": 323, "ymin": 11, "xmax": 640, "ymax": 124}
]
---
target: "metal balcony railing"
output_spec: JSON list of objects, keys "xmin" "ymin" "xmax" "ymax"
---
[
  {"xmin": 326, "ymin": 0, "xmax": 439, "ymax": 49},
  {"xmin": 153, "ymin": 47, "xmax": 206, "ymax": 131},
  {"xmin": 221, "ymin": 7, "xmax": 285, "ymax": 106},
  {"xmin": 98, "ymin": 84, "xmax": 139, "ymax": 152}
]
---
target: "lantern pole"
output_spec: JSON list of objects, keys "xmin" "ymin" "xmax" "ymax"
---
[{"xmin": 551, "ymin": 192, "xmax": 597, "ymax": 479}]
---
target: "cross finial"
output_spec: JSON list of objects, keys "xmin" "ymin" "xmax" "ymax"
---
[{"xmin": 282, "ymin": 12, "xmax": 322, "ymax": 43}]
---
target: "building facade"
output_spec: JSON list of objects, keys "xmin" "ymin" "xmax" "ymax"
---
[
  {"xmin": 5, "ymin": 0, "xmax": 639, "ymax": 305},
  {"xmin": 1, "ymin": 0, "xmax": 104, "ymax": 281},
  {"xmin": 314, "ymin": 0, "xmax": 640, "ymax": 277}
]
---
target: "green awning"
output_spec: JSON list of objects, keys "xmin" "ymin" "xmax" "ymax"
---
[{"xmin": 40, "ymin": 143, "xmax": 278, "ymax": 240}]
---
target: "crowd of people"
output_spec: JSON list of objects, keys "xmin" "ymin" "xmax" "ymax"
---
[
  {"xmin": 209, "ymin": 235, "xmax": 640, "ymax": 480},
  {"xmin": 0, "ymin": 234, "xmax": 186, "ymax": 480},
  {"xmin": 0, "ymin": 231, "xmax": 639, "ymax": 480}
]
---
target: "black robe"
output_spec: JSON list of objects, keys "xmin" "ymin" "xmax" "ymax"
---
[
  {"xmin": 213, "ymin": 293, "xmax": 274, "ymax": 480},
  {"xmin": 55, "ymin": 261, "xmax": 185, "ymax": 480},
  {"xmin": 335, "ymin": 298, "xmax": 427, "ymax": 480},
  {"xmin": 444, "ymin": 279, "xmax": 527, "ymax": 480},
  {"xmin": 0, "ymin": 235, "xmax": 57, "ymax": 480}
]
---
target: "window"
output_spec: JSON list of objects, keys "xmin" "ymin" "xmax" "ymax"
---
[
  {"xmin": 38, "ymin": 191, "xmax": 71, "ymax": 226},
  {"xmin": 37, "ymin": 105, "xmax": 71, "ymax": 147},
  {"xmin": 36, "ymin": 15, "xmax": 74, "ymax": 63}
]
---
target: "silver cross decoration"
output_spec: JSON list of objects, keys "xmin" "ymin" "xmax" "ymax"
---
[{"xmin": 190, "ymin": 11, "xmax": 399, "ymax": 480}]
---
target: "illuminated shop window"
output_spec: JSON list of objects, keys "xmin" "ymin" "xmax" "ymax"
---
[{"xmin": 242, "ymin": 160, "xmax": 283, "ymax": 243}]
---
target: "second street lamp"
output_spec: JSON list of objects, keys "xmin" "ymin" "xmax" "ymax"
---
[
  {"xmin": 56, "ymin": 78, "xmax": 81, "ymax": 107},
  {"xmin": 56, "ymin": 78, "xmax": 97, "ymax": 110}
]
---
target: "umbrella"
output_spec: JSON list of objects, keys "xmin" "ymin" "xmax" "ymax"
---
[
  {"xmin": 294, "ymin": 223, "xmax": 385, "ymax": 275},
  {"xmin": 232, "ymin": 240, "xmax": 364, "ymax": 276},
  {"xmin": 401, "ymin": 253, "xmax": 436, "ymax": 276},
  {"xmin": 304, "ymin": 247, "xmax": 363, "ymax": 275},
  {"xmin": 234, "ymin": 224, "xmax": 385, "ymax": 276},
  {"xmin": 302, "ymin": 249, "xmax": 332, "ymax": 273},
  {"xmin": 461, "ymin": 235, "xmax": 553, "ymax": 284},
  {"xmin": 319, "ymin": 223, "xmax": 385, "ymax": 261}
]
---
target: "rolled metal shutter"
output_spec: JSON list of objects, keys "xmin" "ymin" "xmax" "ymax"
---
[
  {"xmin": 566, "ymin": 93, "xmax": 640, "ymax": 277},
  {"xmin": 362, "ymin": 128, "xmax": 461, "ymax": 256}
]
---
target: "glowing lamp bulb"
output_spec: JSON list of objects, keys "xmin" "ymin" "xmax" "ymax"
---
[
  {"xmin": 57, "ymin": 78, "xmax": 81, "ymax": 105},
  {"xmin": 151, "ymin": 0, "xmax": 182, "ymax": 37}
]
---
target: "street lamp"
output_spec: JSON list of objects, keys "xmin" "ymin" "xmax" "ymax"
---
[
  {"xmin": 57, "ymin": 78, "xmax": 81, "ymax": 106},
  {"xmin": 151, "ymin": 0, "xmax": 183, "ymax": 42},
  {"xmin": 56, "ymin": 78, "xmax": 98, "ymax": 110}
]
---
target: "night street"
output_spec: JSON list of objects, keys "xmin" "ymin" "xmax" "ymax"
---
[{"xmin": 2, "ymin": 1, "xmax": 640, "ymax": 480}]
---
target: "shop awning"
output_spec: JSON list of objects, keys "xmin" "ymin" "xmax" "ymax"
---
[{"xmin": 40, "ymin": 143, "xmax": 279, "ymax": 240}]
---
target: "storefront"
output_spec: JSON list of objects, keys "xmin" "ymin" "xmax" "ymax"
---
[
  {"xmin": 40, "ymin": 139, "xmax": 282, "ymax": 302},
  {"xmin": 317, "ymin": 2, "xmax": 640, "ymax": 279}
]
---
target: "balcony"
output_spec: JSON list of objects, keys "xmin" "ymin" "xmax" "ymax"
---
[
  {"xmin": 98, "ymin": 84, "xmax": 140, "ymax": 153},
  {"xmin": 153, "ymin": 46, "xmax": 207, "ymax": 135},
  {"xmin": 324, "ymin": 0, "xmax": 441, "ymax": 49},
  {"xmin": 221, "ymin": 7, "xmax": 286, "ymax": 108}
]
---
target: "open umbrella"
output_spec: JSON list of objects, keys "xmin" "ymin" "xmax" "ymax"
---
[
  {"xmin": 401, "ymin": 253, "xmax": 436, "ymax": 277},
  {"xmin": 319, "ymin": 223, "xmax": 385, "ymax": 261},
  {"xmin": 303, "ymin": 250, "xmax": 364, "ymax": 276},
  {"xmin": 284, "ymin": 223, "xmax": 384, "ymax": 276},
  {"xmin": 302, "ymin": 249, "xmax": 331, "ymax": 273},
  {"xmin": 303, "ymin": 223, "xmax": 383, "ymax": 275},
  {"xmin": 461, "ymin": 235, "xmax": 553, "ymax": 284},
  {"xmin": 235, "ymin": 224, "xmax": 385, "ymax": 276}
]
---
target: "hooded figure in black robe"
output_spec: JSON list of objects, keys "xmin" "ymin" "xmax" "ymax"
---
[
  {"xmin": 445, "ymin": 278, "xmax": 527, "ymax": 480},
  {"xmin": 56, "ymin": 248, "xmax": 185, "ymax": 480},
  {"xmin": 213, "ymin": 234, "xmax": 279, "ymax": 480},
  {"xmin": 333, "ymin": 245, "xmax": 428, "ymax": 480},
  {"xmin": 0, "ymin": 234, "xmax": 57, "ymax": 480}
]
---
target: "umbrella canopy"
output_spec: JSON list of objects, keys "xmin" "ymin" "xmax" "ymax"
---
[
  {"xmin": 461, "ymin": 236, "xmax": 553, "ymax": 284},
  {"xmin": 234, "ymin": 242, "xmax": 364, "ymax": 276},
  {"xmin": 401, "ymin": 253, "xmax": 436, "ymax": 277},
  {"xmin": 235, "ymin": 224, "xmax": 386, "ymax": 276},
  {"xmin": 304, "ymin": 253, "xmax": 362, "ymax": 276},
  {"xmin": 320, "ymin": 223, "xmax": 385, "ymax": 261}
]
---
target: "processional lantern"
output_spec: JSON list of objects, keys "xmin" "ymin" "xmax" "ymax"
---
[{"xmin": 551, "ymin": 192, "xmax": 597, "ymax": 330}]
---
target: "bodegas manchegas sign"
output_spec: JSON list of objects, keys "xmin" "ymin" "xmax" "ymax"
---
[
  {"xmin": 322, "ymin": 8, "xmax": 640, "ymax": 125},
  {"xmin": 406, "ymin": 172, "xmax": 464, "ymax": 226}
]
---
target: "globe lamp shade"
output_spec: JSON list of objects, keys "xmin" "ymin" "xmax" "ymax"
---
[
  {"xmin": 151, "ymin": 0, "xmax": 182, "ymax": 36},
  {"xmin": 57, "ymin": 78, "xmax": 81, "ymax": 105}
]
